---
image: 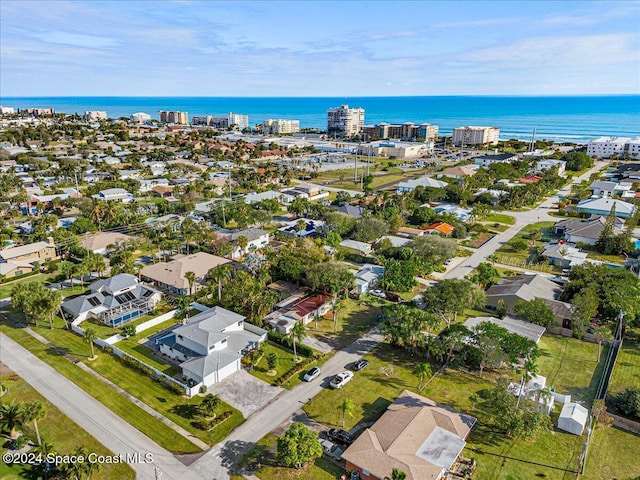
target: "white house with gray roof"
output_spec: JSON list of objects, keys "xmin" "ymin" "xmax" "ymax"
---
[
  {"xmin": 158, "ymin": 306, "xmax": 267, "ymax": 386},
  {"xmin": 60, "ymin": 274, "xmax": 162, "ymax": 327},
  {"xmin": 227, "ymin": 228, "xmax": 270, "ymax": 260}
]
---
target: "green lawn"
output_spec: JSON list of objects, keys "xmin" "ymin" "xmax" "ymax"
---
[
  {"xmin": 0, "ymin": 321, "xmax": 201, "ymax": 454},
  {"xmin": 484, "ymin": 213, "xmax": 516, "ymax": 225},
  {"xmin": 113, "ymin": 338, "xmax": 180, "ymax": 376},
  {"xmin": 238, "ymin": 433, "xmax": 345, "ymax": 480},
  {"xmin": 305, "ymin": 298, "xmax": 384, "ymax": 350},
  {"xmin": 0, "ymin": 273, "xmax": 59, "ymax": 300},
  {"xmin": 304, "ymin": 335, "xmax": 627, "ymax": 480},
  {"xmin": 0, "ymin": 374, "xmax": 135, "ymax": 480},
  {"xmin": 609, "ymin": 336, "xmax": 640, "ymax": 393},
  {"xmin": 581, "ymin": 426, "xmax": 640, "ymax": 480},
  {"xmin": 248, "ymin": 341, "xmax": 302, "ymax": 386},
  {"xmin": 23, "ymin": 316, "xmax": 243, "ymax": 446},
  {"xmin": 83, "ymin": 312, "xmax": 159, "ymax": 340},
  {"xmin": 536, "ymin": 334, "xmax": 607, "ymax": 406}
]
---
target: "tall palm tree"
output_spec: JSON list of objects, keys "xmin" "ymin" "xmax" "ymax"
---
[
  {"xmin": 0, "ymin": 401, "xmax": 25, "ymax": 438},
  {"xmin": 517, "ymin": 357, "xmax": 539, "ymax": 408},
  {"xmin": 84, "ymin": 327, "xmax": 97, "ymax": 359},
  {"xmin": 24, "ymin": 401, "xmax": 46, "ymax": 446},
  {"xmin": 290, "ymin": 322, "xmax": 306, "ymax": 362},
  {"xmin": 185, "ymin": 271, "xmax": 197, "ymax": 296},
  {"xmin": 338, "ymin": 397, "xmax": 355, "ymax": 429},
  {"xmin": 208, "ymin": 264, "xmax": 232, "ymax": 301},
  {"xmin": 415, "ymin": 363, "xmax": 433, "ymax": 392}
]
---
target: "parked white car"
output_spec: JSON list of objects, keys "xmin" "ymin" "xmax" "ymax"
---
[
  {"xmin": 330, "ymin": 371, "xmax": 354, "ymax": 389},
  {"xmin": 303, "ymin": 366, "xmax": 321, "ymax": 382}
]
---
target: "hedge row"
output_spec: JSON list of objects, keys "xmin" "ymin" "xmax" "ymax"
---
[
  {"xmin": 274, "ymin": 358, "xmax": 312, "ymax": 387},
  {"xmin": 268, "ymin": 331, "xmax": 316, "ymax": 358},
  {"xmin": 193, "ymin": 410, "xmax": 233, "ymax": 431}
]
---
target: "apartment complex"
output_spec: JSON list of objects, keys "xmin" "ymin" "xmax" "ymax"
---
[
  {"xmin": 362, "ymin": 122, "xmax": 438, "ymax": 141},
  {"xmin": 587, "ymin": 137, "xmax": 640, "ymax": 159},
  {"xmin": 130, "ymin": 112, "xmax": 152, "ymax": 123},
  {"xmin": 192, "ymin": 112, "xmax": 249, "ymax": 129},
  {"xmin": 84, "ymin": 111, "xmax": 108, "ymax": 121},
  {"xmin": 158, "ymin": 110, "xmax": 189, "ymax": 125},
  {"xmin": 262, "ymin": 119, "xmax": 301, "ymax": 135},
  {"xmin": 22, "ymin": 108, "xmax": 55, "ymax": 117},
  {"xmin": 0, "ymin": 106, "xmax": 15, "ymax": 115},
  {"xmin": 327, "ymin": 104, "xmax": 365, "ymax": 137},
  {"xmin": 452, "ymin": 126, "xmax": 500, "ymax": 146}
]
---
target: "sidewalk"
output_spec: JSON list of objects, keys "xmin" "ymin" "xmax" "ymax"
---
[{"xmin": 22, "ymin": 325, "xmax": 209, "ymax": 450}]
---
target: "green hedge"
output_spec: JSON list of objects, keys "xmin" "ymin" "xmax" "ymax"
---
[
  {"xmin": 267, "ymin": 331, "xmax": 316, "ymax": 358},
  {"xmin": 274, "ymin": 358, "xmax": 312, "ymax": 387}
]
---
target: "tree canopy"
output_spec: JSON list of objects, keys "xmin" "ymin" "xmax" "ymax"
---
[{"xmin": 276, "ymin": 422, "xmax": 323, "ymax": 469}]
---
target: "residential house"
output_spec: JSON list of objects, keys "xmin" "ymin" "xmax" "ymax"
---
[
  {"xmin": 575, "ymin": 198, "xmax": 636, "ymax": 218},
  {"xmin": 278, "ymin": 218, "xmax": 325, "ymax": 238},
  {"xmin": 265, "ymin": 292, "xmax": 333, "ymax": 334},
  {"xmin": 534, "ymin": 159, "xmax": 566, "ymax": 175},
  {"xmin": 589, "ymin": 180, "xmax": 618, "ymax": 197},
  {"xmin": 79, "ymin": 232, "xmax": 134, "ymax": 255},
  {"xmin": 151, "ymin": 185, "xmax": 175, "ymax": 198},
  {"xmin": 339, "ymin": 239, "xmax": 373, "ymax": 256},
  {"xmin": 60, "ymin": 273, "xmax": 162, "ymax": 327},
  {"xmin": 474, "ymin": 152, "xmax": 518, "ymax": 167},
  {"xmin": 227, "ymin": 228, "xmax": 270, "ymax": 260},
  {"xmin": 140, "ymin": 251, "xmax": 231, "ymax": 295},
  {"xmin": 541, "ymin": 244, "xmax": 592, "ymax": 268},
  {"xmin": 464, "ymin": 316, "xmax": 545, "ymax": 343},
  {"xmin": 0, "ymin": 238, "xmax": 57, "ymax": 266},
  {"xmin": 92, "ymin": 188, "xmax": 135, "ymax": 203},
  {"xmin": 437, "ymin": 165, "xmax": 477, "ymax": 181},
  {"xmin": 335, "ymin": 202, "xmax": 365, "ymax": 218},
  {"xmin": 342, "ymin": 390, "xmax": 476, "ymax": 480},
  {"xmin": 485, "ymin": 274, "xmax": 574, "ymax": 329},
  {"xmin": 554, "ymin": 215, "xmax": 624, "ymax": 245},
  {"xmin": 158, "ymin": 306, "xmax": 267, "ymax": 387},
  {"xmin": 27, "ymin": 188, "xmax": 81, "ymax": 215},
  {"xmin": 396, "ymin": 227, "xmax": 426, "ymax": 237},
  {"xmin": 354, "ymin": 264, "xmax": 384, "ymax": 294},
  {"xmin": 0, "ymin": 261, "xmax": 34, "ymax": 279},
  {"xmin": 396, "ymin": 177, "xmax": 448, "ymax": 193},
  {"xmin": 432, "ymin": 203, "xmax": 473, "ymax": 222},
  {"xmin": 376, "ymin": 235, "xmax": 412, "ymax": 248},
  {"xmin": 422, "ymin": 221, "xmax": 454, "ymax": 236},
  {"xmin": 139, "ymin": 178, "xmax": 170, "ymax": 193}
]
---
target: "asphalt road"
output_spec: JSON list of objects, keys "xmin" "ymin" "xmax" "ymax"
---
[
  {"xmin": 0, "ymin": 333, "xmax": 195, "ymax": 480},
  {"xmin": 443, "ymin": 161, "xmax": 608, "ymax": 280}
]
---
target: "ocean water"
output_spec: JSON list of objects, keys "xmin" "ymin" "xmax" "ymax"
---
[{"xmin": 2, "ymin": 96, "xmax": 639, "ymax": 143}]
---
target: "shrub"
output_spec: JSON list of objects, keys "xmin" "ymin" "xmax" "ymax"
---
[
  {"xmin": 267, "ymin": 332, "xmax": 315, "ymax": 358},
  {"xmin": 609, "ymin": 387, "xmax": 640, "ymax": 421}
]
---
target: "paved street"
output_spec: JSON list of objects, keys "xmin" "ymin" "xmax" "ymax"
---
[
  {"xmin": 0, "ymin": 333, "xmax": 198, "ymax": 480},
  {"xmin": 443, "ymin": 161, "xmax": 608, "ymax": 280}
]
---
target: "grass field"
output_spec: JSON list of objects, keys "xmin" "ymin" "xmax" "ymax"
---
[
  {"xmin": 115, "ymin": 338, "xmax": 180, "ymax": 375},
  {"xmin": 305, "ymin": 297, "xmax": 385, "ymax": 350},
  {"xmin": 485, "ymin": 213, "xmax": 516, "ymax": 225},
  {"xmin": 0, "ymin": 320, "xmax": 202, "ymax": 454},
  {"xmin": 238, "ymin": 433, "xmax": 345, "ymax": 480},
  {"xmin": 536, "ymin": 334, "xmax": 606, "ymax": 406},
  {"xmin": 609, "ymin": 336, "xmax": 640, "ymax": 393},
  {"xmin": 0, "ymin": 273, "xmax": 58, "ymax": 299},
  {"xmin": 18, "ymin": 316, "xmax": 243, "ymax": 446},
  {"xmin": 0, "ymin": 373, "xmax": 135, "ymax": 480}
]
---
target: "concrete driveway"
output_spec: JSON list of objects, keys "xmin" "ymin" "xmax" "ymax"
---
[{"xmin": 211, "ymin": 370, "xmax": 284, "ymax": 418}]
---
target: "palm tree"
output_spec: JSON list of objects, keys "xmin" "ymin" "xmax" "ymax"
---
[
  {"xmin": 0, "ymin": 401, "xmax": 25, "ymax": 438},
  {"xmin": 43, "ymin": 289, "xmax": 62, "ymax": 330},
  {"xmin": 415, "ymin": 363, "xmax": 433, "ymax": 392},
  {"xmin": 290, "ymin": 322, "xmax": 306, "ymax": 362},
  {"xmin": 338, "ymin": 397, "xmax": 355, "ymax": 428},
  {"xmin": 208, "ymin": 264, "xmax": 232, "ymax": 301},
  {"xmin": 24, "ymin": 401, "xmax": 46, "ymax": 446},
  {"xmin": 236, "ymin": 235, "xmax": 249, "ymax": 257},
  {"xmin": 199, "ymin": 394, "xmax": 220, "ymax": 418},
  {"xmin": 185, "ymin": 271, "xmax": 197, "ymax": 296},
  {"xmin": 84, "ymin": 327, "xmax": 97, "ymax": 360},
  {"xmin": 516, "ymin": 357, "xmax": 539, "ymax": 408}
]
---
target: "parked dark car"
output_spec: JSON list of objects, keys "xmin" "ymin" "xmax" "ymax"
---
[
  {"xmin": 353, "ymin": 359, "xmax": 369, "ymax": 371},
  {"xmin": 327, "ymin": 428, "xmax": 355, "ymax": 445}
]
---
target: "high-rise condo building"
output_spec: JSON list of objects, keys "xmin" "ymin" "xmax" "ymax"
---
[
  {"xmin": 452, "ymin": 126, "xmax": 500, "ymax": 146},
  {"xmin": 262, "ymin": 119, "xmax": 301, "ymax": 135},
  {"xmin": 327, "ymin": 104, "xmax": 365, "ymax": 138},
  {"xmin": 158, "ymin": 110, "xmax": 189, "ymax": 125},
  {"xmin": 362, "ymin": 122, "xmax": 438, "ymax": 141},
  {"xmin": 228, "ymin": 112, "xmax": 249, "ymax": 129},
  {"xmin": 587, "ymin": 137, "xmax": 640, "ymax": 159}
]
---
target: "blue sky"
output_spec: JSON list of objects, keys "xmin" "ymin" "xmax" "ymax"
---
[{"xmin": 1, "ymin": 0, "xmax": 639, "ymax": 96}]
